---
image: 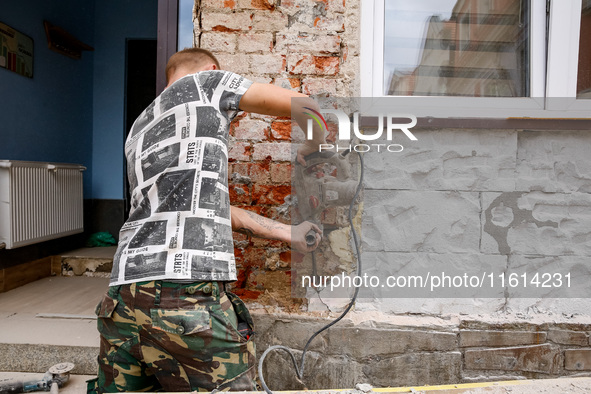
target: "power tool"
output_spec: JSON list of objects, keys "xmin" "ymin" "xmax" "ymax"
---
[
  {"xmin": 259, "ymin": 146, "xmax": 364, "ymax": 394},
  {"xmin": 0, "ymin": 363, "xmax": 75, "ymax": 394},
  {"xmin": 294, "ymin": 150, "xmax": 358, "ymax": 239}
]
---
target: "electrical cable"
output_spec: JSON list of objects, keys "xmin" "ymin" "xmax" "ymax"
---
[{"xmin": 258, "ymin": 151, "xmax": 365, "ymax": 394}]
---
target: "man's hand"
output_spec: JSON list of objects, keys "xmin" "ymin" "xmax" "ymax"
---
[
  {"xmin": 231, "ymin": 207, "xmax": 322, "ymax": 253},
  {"xmin": 296, "ymin": 143, "xmax": 318, "ymax": 166},
  {"xmin": 291, "ymin": 221, "xmax": 322, "ymax": 253}
]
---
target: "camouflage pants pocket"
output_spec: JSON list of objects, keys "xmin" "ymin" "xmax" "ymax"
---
[
  {"xmin": 226, "ymin": 290, "xmax": 255, "ymax": 339},
  {"xmin": 95, "ymin": 282, "xmax": 257, "ymax": 392},
  {"xmin": 146, "ymin": 302, "xmax": 256, "ymax": 392},
  {"xmin": 203, "ymin": 294, "xmax": 257, "ymax": 391},
  {"xmin": 96, "ymin": 289, "xmax": 161, "ymax": 393}
]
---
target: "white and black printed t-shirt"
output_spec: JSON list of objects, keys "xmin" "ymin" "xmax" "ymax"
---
[{"xmin": 110, "ymin": 71, "xmax": 253, "ymax": 286}]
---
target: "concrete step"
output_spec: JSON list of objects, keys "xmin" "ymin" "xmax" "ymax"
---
[
  {"xmin": 0, "ymin": 276, "xmax": 107, "ymax": 376},
  {"xmin": 58, "ymin": 246, "xmax": 116, "ymax": 277}
]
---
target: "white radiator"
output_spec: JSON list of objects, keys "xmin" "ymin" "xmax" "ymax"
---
[{"xmin": 0, "ymin": 160, "xmax": 86, "ymax": 249}]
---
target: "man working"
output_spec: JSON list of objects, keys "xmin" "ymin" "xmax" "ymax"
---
[{"xmin": 89, "ymin": 48, "xmax": 325, "ymax": 393}]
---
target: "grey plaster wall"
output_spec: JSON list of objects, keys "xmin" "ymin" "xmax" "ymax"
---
[{"xmin": 357, "ymin": 128, "xmax": 591, "ymax": 315}]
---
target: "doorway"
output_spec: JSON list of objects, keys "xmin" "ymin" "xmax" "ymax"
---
[{"xmin": 124, "ymin": 39, "xmax": 157, "ymax": 219}]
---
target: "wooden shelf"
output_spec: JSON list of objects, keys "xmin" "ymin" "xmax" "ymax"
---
[{"xmin": 43, "ymin": 20, "xmax": 93, "ymax": 60}]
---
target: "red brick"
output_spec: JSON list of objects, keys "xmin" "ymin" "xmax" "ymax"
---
[
  {"xmin": 288, "ymin": 55, "xmax": 339, "ymax": 76},
  {"xmin": 270, "ymin": 121, "xmax": 292, "ymax": 140},
  {"xmin": 233, "ymin": 265, "xmax": 249, "ymax": 287},
  {"xmin": 233, "ymin": 233, "xmax": 248, "ymax": 243},
  {"xmin": 252, "ymin": 238, "xmax": 284, "ymax": 248},
  {"xmin": 232, "ymin": 288, "xmax": 263, "ymax": 300},
  {"xmin": 243, "ymin": 247, "xmax": 268, "ymax": 266},
  {"xmin": 328, "ymin": 0, "xmax": 346, "ymax": 13},
  {"xmin": 250, "ymin": 54, "xmax": 286, "ymax": 74},
  {"xmin": 312, "ymin": 15, "xmax": 345, "ymax": 32},
  {"xmin": 273, "ymin": 77, "xmax": 302, "ymax": 91},
  {"xmin": 247, "ymin": 76, "xmax": 273, "ymax": 85},
  {"xmin": 202, "ymin": 0, "xmax": 238, "ymax": 9},
  {"xmin": 261, "ymin": 205, "xmax": 291, "ymax": 222},
  {"xmin": 302, "ymin": 77, "xmax": 337, "ymax": 96},
  {"xmin": 228, "ymin": 141, "xmax": 251, "ymax": 161},
  {"xmin": 249, "ymin": 162, "xmax": 271, "ymax": 184},
  {"xmin": 253, "ymin": 143, "xmax": 291, "ymax": 161},
  {"xmin": 270, "ymin": 163, "xmax": 292, "ymax": 183},
  {"xmin": 251, "ymin": 11, "xmax": 288, "ymax": 31},
  {"xmin": 201, "ymin": 32, "xmax": 238, "ymax": 53},
  {"xmin": 314, "ymin": 56, "xmax": 340, "ymax": 75},
  {"xmin": 238, "ymin": 32, "xmax": 274, "ymax": 53},
  {"xmin": 277, "ymin": 0, "xmax": 301, "ymax": 10},
  {"xmin": 233, "ymin": 118, "xmax": 268, "ymax": 141},
  {"xmin": 279, "ymin": 250, "xmax": 298, "ymax": 266},
  {"xmin": 216, "ymin": 54, "xmax": 250, "ymax": 74},
  {"xmin": 253, "ymin": 184, "xmax": 291, "ymax": 205},
  {"xmin": 275, "ymin": 34, "xmax": 341, "ymax": 54},
  {"xmin": 237, "ymin": 0, "xmax": 276, "ymax": 10},
  {"xmin": 342, "ymin": 44, "xmax": 349, "ymax": 62},
  {"xmin": 201, "ymin": 12, "xmax": 252, "ymax": 31},
  {"xmin": 229, "ymin": 184, "xmax": 252, "ymax": 204},
  {"xmin": 230, "ymin": 162, "xmax": 250, "ymax": 179}
]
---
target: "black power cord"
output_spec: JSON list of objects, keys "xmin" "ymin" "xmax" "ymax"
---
[{"xmin": 257, "ymin": 151, "xmax": 364, "ymax": 394}]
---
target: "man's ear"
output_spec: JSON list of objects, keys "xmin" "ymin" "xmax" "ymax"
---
[{"xmin": 202, "ymin": 63, "xmax": 218, "ymax": 71}]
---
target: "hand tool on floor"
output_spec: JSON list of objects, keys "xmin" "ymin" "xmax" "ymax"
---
[{"xmin": 0, "ymin": 363, "xmax": 75, "ymax": 394}]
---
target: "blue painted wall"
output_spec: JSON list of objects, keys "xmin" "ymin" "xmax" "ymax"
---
[
  {"xmin": 0, "ymin": 0, "xmax": 158, "ymax": 200},
  {"xmin": 0, "ymin": 1, "xmax": 95, "ymax": 197},
  {"xmin": 92, "ymin": 0, "xmax": 158, "ymax": 200}
]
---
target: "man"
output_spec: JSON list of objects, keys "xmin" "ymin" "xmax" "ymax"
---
[{"xmin": 89, "ymin": 48, "xmax": 325, "ymax": 393}]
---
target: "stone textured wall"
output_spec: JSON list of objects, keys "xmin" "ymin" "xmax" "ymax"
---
[
  {"xmin": 359, "ymin": 128, "xmax": 591, "ymax": 316},
  {"xmin": 193, "ymin": 0, "xmax": 360, "ymax": 305},
  {"xmin": 255, "ymin": 313, "xmax": 591, "ymax": 389}
]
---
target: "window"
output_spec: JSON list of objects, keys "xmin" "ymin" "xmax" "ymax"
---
[
  {"xmin": 156, "ymin": 0, "xmax": 194, "ymax": 94},
  {"xmin": 360, "ymin": 0, "xmax": 591, "ymax": 118},
  {"xmin": 177, "ymin": 0, "xmax": 194, "ymax": 50}
]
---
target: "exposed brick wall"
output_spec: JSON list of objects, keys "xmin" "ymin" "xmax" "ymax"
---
[{"xmin": 193, "ymin": 0, "xmax": 359, "ymax": 304}]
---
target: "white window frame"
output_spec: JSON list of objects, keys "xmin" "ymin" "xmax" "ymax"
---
[{"xmin": 360, "ymin": 0, "xmax": 590, "ymax": 119}]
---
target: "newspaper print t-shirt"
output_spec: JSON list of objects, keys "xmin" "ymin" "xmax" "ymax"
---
[{"xmin": 110, "ymin": 70, "xmax": 253, "ymax": 286}]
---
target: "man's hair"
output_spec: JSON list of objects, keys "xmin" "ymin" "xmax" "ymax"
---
[{"xmin": 165, "ymin": 48, "xmax": 221, "ymax": 83}]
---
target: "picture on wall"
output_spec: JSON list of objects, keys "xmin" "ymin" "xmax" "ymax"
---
[{"xmin": 0, "ymin": 21, "xmax": 33, "ymax": 78}]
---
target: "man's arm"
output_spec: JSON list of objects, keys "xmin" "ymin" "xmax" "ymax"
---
[
  {"xmin": 231, "ymin": 206, "xmax": 321, "ymax": 253},
  {"xmin": 239, "ymin": 83, "xmax": 325, "ymax": 164}
]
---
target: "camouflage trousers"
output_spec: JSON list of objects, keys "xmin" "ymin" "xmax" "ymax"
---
[{"xmin": 87, "ymin": 281, "xmax": 257, "ymax": 393}]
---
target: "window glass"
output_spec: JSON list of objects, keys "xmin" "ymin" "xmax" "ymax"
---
[
  {"xmin": 384, "ymin": 0, "xmax": 530, "ymax": 97},
  {"xmin": 577, "ymin": 0, "xmax": 591, "ymax": 99},
  {"xmin": 177, "ymin": 0, "xmax": 194, "ymax": 50}
]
